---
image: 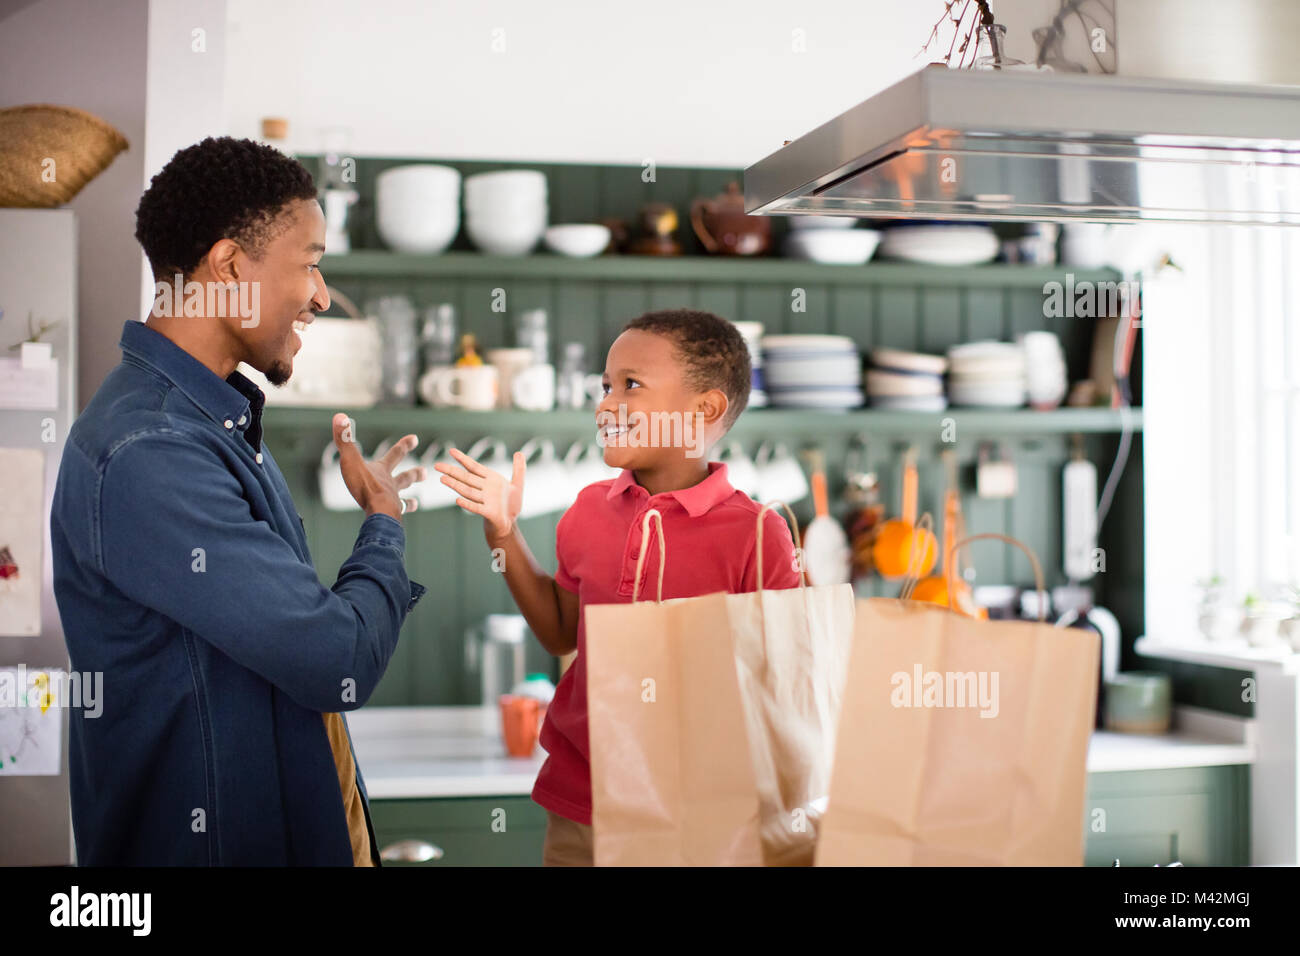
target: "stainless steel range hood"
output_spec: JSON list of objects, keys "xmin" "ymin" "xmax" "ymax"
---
[{"xmin": 744, "ymin": 66, "xmax": 1300, "ymax": 225}]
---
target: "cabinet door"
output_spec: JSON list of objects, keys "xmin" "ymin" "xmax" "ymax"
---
[
  {"xmin": 1082, "ymin": 766, "xmax": 1249, "ymax": 867},
  {"xmin": 370, "ymin": 796, "xmax": 548, "ymax": 867}
]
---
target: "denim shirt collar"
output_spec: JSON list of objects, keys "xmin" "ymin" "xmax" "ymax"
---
[{"xmin": 119, "ymin": 320, "xmax": 266, "ymax": 450}]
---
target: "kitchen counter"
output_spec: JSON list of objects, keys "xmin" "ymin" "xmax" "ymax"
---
[
  {"xmin": 1086, "ymin": 705, "xmax": 1254, "ymax": 772},
  {"xmin": 349, "ymin": 706, "xmax": 544, "ymax": 799},
  {"xmin": 349, "ymin": 704, "xmax": 1254, "ymax": 799}
]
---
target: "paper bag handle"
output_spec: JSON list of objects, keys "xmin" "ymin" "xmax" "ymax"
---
[
  {"xmin": 945, "ymin": 533, "xmax": 1048, "ymax": 622},
  {"xmin": 631, "ymin": 509, "xmax": 666, "ymax": 603},
  {"xmin": 755, "ymin": 500, "xmax": 808, "ymax": 593}
]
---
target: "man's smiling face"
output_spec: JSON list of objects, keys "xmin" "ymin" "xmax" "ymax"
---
[{"xmin": 235, "ymin": 198, "xmax": 330, "ymax": 386}]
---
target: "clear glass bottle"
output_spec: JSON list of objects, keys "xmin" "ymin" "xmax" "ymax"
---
[
  {"xmin": 555, "ymin": 342, "xmax": 589, "ymax": 410},
  {"xmin": 420, "ymin": 303, "xmax": 457, "ymax": 370},
  {"xmin": 973, "ymin": 23, "xmax": 1025, "ymax": 70},
  {"xmin": 515, "ymin": 308, "xmax": 549, "ymax": 365}
]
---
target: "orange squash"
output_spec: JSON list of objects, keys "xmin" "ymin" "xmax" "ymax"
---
[{"xmin": 872, "ymin": 451, "xmax": 936, "ymax": 579}]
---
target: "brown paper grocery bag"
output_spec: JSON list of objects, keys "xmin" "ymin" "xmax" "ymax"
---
[
  {"xmin": 586, "ymin": 509, "xmax": 764, "ymax": 866},
  {"xmin": 817, "ymin": 534, "xmax": 1100, "ymax": 866},
  {"xmin": 725, "ymin": 502, "xmax": 856, "ymax": 866}
]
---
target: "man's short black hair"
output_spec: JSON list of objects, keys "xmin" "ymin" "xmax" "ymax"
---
[
  {"xmin": 134, "ymin": 136, "xmax": 318, "ymax": 281},
  {"xmin": 622, "ymin": 308, "xmax": 752, "ymax": 429}
]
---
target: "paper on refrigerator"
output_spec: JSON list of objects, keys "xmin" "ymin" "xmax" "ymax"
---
[
  {"xmin": 0, "ymin": 667, "xmax": 64, "ymax": 775},
  {"xmin": 0, "ymin": 447, "xmax": 44, "ymax": 636}
]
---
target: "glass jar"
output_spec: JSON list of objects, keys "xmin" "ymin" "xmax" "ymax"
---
[{"xmin": 371, "ymin": 294, "xmax": 418, "ymax": 405}]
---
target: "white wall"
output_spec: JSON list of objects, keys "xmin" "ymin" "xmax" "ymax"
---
[
  {"xmin": 0, "ymin": 0, "xmax": 150, "ymax": 408},
  {"xmin": 223, "ymin": 0, "xmax": 942, "ymax": 166},
  {"xmin": 232, "ymin": 0, "xmax": 1300, "ymax": 168},
  {"xmin": 140, "ymin": 0, "xmax": 228, "ymax": 317},
  {"xmin": 0, "ymin": 0, "xmax": 227, "ymax": 406}
]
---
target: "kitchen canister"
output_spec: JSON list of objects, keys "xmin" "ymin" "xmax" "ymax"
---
[{"xmin": 1103, "ymin": 672, "xmax": 1172, "ymax": 735}]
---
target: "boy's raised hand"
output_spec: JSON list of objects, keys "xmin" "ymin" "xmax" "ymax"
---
[{"xmin": 436, "ymin": 447, "xmax": 525, "ymax": 540}]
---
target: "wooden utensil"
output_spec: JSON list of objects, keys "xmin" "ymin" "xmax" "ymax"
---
[
  {"xmin": 872, "ymin": 448, "xmax": 936, "ymax": 579},
  {"xmin": 802, "ymin": 448, "xmax": 851, "ymax": 586},
  {"xmin": 911, "ymin": 449, "xmax": 973, "ymax": 609}
]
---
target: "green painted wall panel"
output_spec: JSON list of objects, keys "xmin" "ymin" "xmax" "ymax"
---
[{"xmin": 265, "ymin": 157, "xmax": 1173, "ymax": 708}]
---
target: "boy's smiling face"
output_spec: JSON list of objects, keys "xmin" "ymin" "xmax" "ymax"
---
[{"xmin": 596, "ymin": 329, "xmax": 728, "ymax": 470}]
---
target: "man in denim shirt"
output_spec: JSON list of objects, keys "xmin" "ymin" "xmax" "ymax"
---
[{"xmin": 50, "ymin": 137, "xmax": 426, "ymax": 865}]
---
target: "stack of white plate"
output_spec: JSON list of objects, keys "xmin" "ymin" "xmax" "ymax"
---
[
  {"xmin": 761, "ymin": 335, "xmax": 863, "ymax": 409},
  {"xmin": 1021, "ymin": 331, "xmax": 1068, "ymax": 409},
  {"xmin": 376, "ymin": 164, "xmax": 461, "ymax": 255},
  {"xmin": 464, "ymin": 170, "xmax": 548, "ymax": 256},
  {"xmin": 732, "ymin": 321, "xmax": 767, "ymax": 408},
  {"xmin": 878, "ymin": 224, "xmax": 999, "ymax": 265},
  {"xmin": 946, "ymin": 341, "xmax": 1026, "ymax": 407},
  {"xmin": 865, "ymin": 348, "xmax": 948, "ymax": 411}
]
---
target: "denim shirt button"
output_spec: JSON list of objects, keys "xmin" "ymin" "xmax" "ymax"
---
[
  {"xmin": 223, "ymin": 419, "xmax": 233, "ymax": 429},
  {"xmin": 255, "ymin": 452, "xmax": 263, "ymax": 464},
  {"xmin": 237, "ymin": 415, "xmax": 247, "ymax": 426}
]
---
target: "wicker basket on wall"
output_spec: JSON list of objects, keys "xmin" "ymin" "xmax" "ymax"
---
[{"xmin": 0, "ymin": 104, "xmax": 129, "ymax": 208}]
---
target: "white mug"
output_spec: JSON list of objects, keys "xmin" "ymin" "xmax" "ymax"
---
[
  {"xmin": 512, "ymin": 364, "xmax": 556, "ymax": 411},
  {"xmin": 563, "ymin": 441, "xmax": 620, "ymax": 498},
  {"xmin": 417, "ymin": 442, "xmax": 460, "ymax": 510},
  {"xmin": 426, "ymin": 366, "xmax": 499, "ymax": 410},
  {"xmin": 372, "ymin": 435, "xmax": 425, "ymax": 503},
  {"xmin": 755, "ymin": 441, "xmax": 809, "ymax": 504},
  {"xmin": 517, "ymin": 437, "xmax": 570, "ymax": 518},
  {"xmin": 465, "ymin": 437, "xmax": 515, "ymax": 482},
  {"xmin": 319, "ymin": 441, "xmax": 360, "ymax": 512},
  {"xmin": 486, "ymin": 348, "xmax": 536, "ymax": 410},
  {"xmin": 714, "ymin": 440, "xmax": 761, "ymax": 500}
]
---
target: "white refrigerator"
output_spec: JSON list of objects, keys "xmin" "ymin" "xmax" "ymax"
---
[{"xmin": 0, "ymin": 208, "xmax": 78, "ymax": 865}]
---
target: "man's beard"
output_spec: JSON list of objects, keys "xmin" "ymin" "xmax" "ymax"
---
[{"xmin": 265, "ymin": 360, "xmax": 292, "ymax": 387}]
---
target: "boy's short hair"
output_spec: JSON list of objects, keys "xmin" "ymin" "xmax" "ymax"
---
[
  {"xmin": 135, "ymin": 136, "xmax": 318, "ymax": 281},
  {"xmin": 622, "ymin": 309, "xmax": 751, "ymax": 429}
]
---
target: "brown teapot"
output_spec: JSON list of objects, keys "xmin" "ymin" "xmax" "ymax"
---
[{"xmin": 690, "ymin": 182, "xmax": 771, "ymax": 256}]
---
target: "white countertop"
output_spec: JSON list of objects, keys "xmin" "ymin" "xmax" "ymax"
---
[
  {"xmin": 1136, "ymin": 635, "xmax": 1300, "ymax": 674},
  {"xmin": 349, "ymin": 706, "xmax": 545, "ymax": 799},
  {"xmin": 1086, "ymin": 705, "xmax": 1255, "ymax": 772},
  {"xmin": 349, "ymin": 703, "xmax": 1254, "ymax": 799}
]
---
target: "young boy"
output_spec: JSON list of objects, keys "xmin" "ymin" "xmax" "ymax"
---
[{"xmin": 435, "ymin": 308, "xmax": 801, "ymax": 866}]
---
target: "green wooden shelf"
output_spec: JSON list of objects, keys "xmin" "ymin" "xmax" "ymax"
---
[
  {"xmin": 318, "ymin": 250, "xmax": 1120, "ymax": 289},
  {"xmin": 262, "ymin": 404, "xmax": 1142, "ymax": 437}
]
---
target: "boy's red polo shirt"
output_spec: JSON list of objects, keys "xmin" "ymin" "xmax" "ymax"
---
[{"xmin": 532, "ymin": 461, "xmax": 802, "ymax": 825}]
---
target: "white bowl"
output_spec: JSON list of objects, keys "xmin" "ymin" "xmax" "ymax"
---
[
  {"xmin": 865, "ymin": 368, "xmax": 945, "ymax": 397},
  {"xmin": 788, "ymin": 215, "xmax": 859, "ymax": 230},
  {"xmin": 784, "ymin": 228, "xmax": 881, "ymax": 264},
  {"xmin": 375, "ymin": 165, "xmax": 462, "ymax": 254},
  {"xmin": 467, "ymin": 218, "xmax": 546, "ymax": 256},
  {"xmin": 870, "ymin": 347, "xmax": 948, "ymax": 376},
  {"xmin": 466, "ymin": 193, "xmax": 548, "ymax": 211},
  {"xmin": 768, "ymin": 387, "xmax": 864, "ymax": 409},
  {"xmin": 879, "ymin": 225, "xmax": 999, "ymax": 265},
  {"xmin": 376, "ymin": 164, "xmax": 461, "ymax": 199},
  {"xmin": 464, "ymin": 169, "xmax": 547, "ymax": 200},
  {"xmin": 869, "ymin": 394, "xmax": 949, "ymax": 412},
  {"xmin": 377, "ymin": 210, "xmax": 459, "ymax": 255},
  {"xmin": 764, "ymin": 353, "xmax": 862, "ymax": 388},
  {"xmin": 948, "ymin": 378, "xmax": 1027, "ymax": 408},
  {"xmin": 761, "ymin": 334, "xmax": 858, "ymax": 353},
  {"xmin": 544, "ymin": 224, "xmax": 610, "ymax": 258}
]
